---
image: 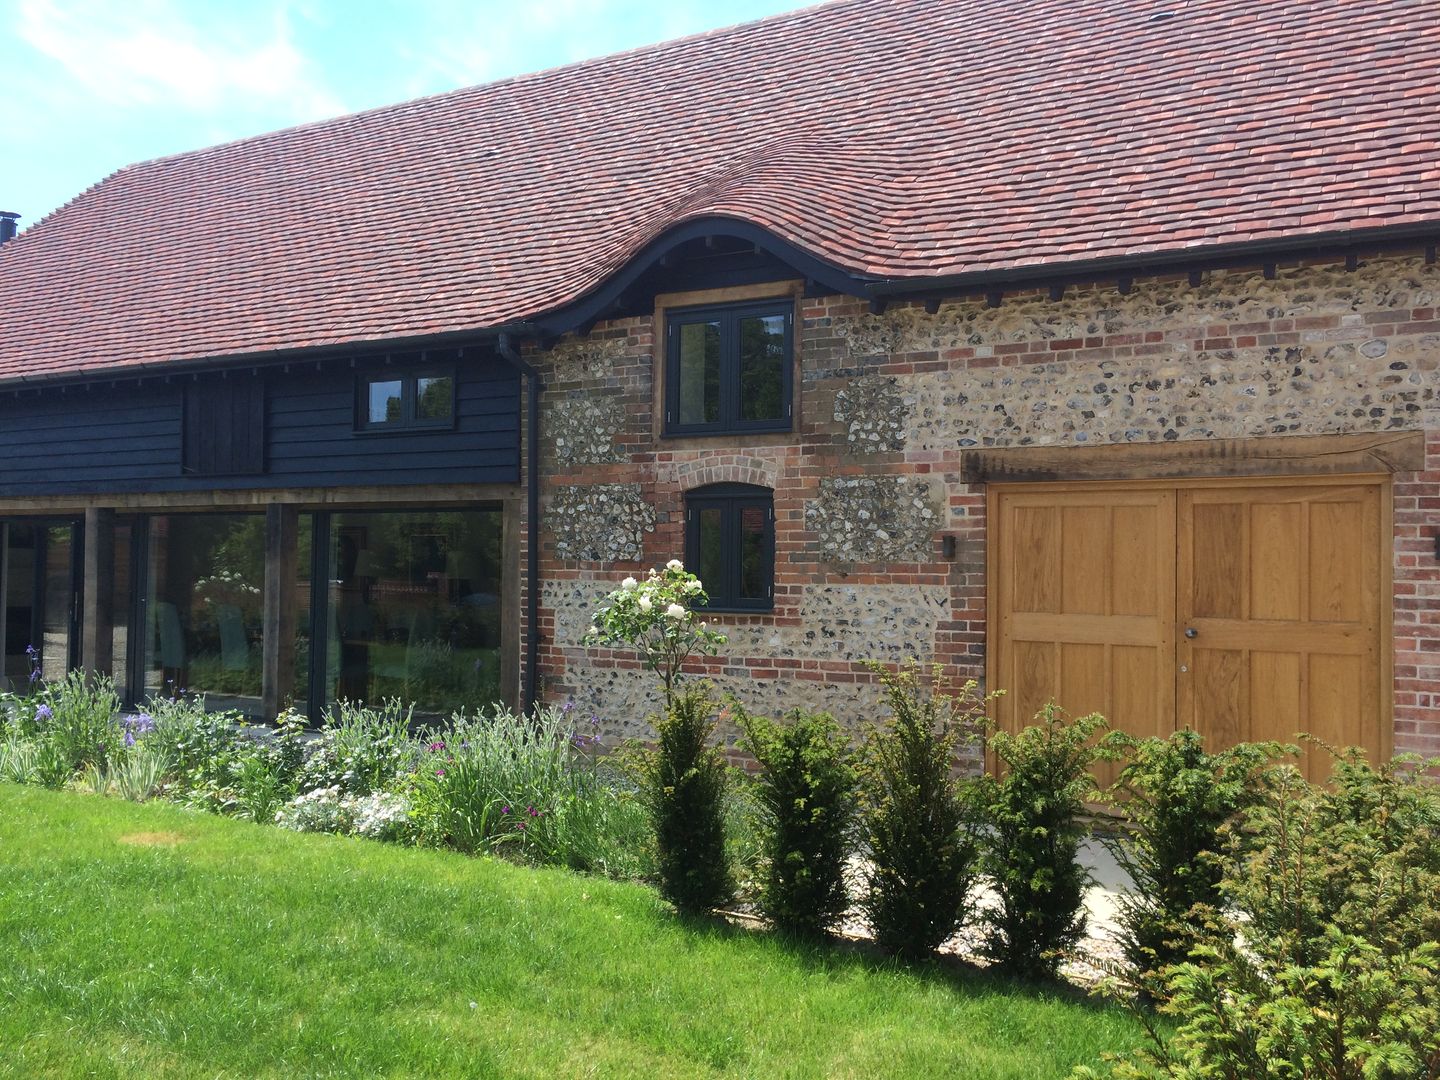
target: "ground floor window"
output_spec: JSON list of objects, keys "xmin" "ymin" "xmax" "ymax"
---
[
  {"xmin": 138, "ymin": 514, "xmax": 266, "ymax": 716},
  {"xmin": 0, "ymin": 503, "xmax": 506, "ymax": 722},
  {"xmin": 305, "ymin": 508, "xmax": 503, "ymax": 719}
]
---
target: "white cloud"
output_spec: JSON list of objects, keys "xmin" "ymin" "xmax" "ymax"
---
[{"xmin": 15, "ymin": 0, "xmax": 347, "ymax": 121}]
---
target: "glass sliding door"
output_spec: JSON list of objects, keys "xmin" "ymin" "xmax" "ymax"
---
[
  {"xmin": 139, "ymin": 514, "xmax": 265, "ymax": 716},
  {"xmin": 0, "ymin": 520, "xmax": 80, "ymax": 690},
  {"xmin": 314, "ymin": 508, "xmax": 502, "ymax": 718}
]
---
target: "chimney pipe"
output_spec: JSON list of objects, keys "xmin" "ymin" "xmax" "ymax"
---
[{"xmin": 0, "ymin": 212, "xmax": 18, "ymax": 244}]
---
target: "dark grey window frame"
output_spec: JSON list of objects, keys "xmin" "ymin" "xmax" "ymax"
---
[
  {"xmin": 356, "ymin": 367, "xmax": 457, "ymax": 432},
  {"xmin": 684, "ymin": 483, "xmax": 775, "ymax": 613},
  {"xmin": 663, "ymin": 299, "xmax": 794, "ymax": 436}
]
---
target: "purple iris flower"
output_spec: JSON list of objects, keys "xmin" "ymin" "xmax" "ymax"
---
[{"xmin": 34, "ymin": 704, "xmax": 53, "ymax": 723}]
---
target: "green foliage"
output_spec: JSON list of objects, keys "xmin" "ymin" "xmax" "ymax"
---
[
  {"xmin": 645, "ymin": 684, "xmax": 731, "ymax": 913},
  {"xmin": 1100, "ymin": 729, "xmax": 1286, "ymax": 993},
  {"xmin": 406, "ymin": 704, "xmax": 651, "ymax": 878},
  {"xmin": 582, "ymin": 562, "xmax": 728, "ymax": 705},
  {"xmin": 32, "ymin": 672, "xmax": 122, "ymax": 772},
  {"xmin": 1083, "ymin": 752, "xmax": 1440, "ymax": 1080},
  {"xmin": 83, "ymin": 742, "xmax": 172, "ymax": 802},
  {"xmin": 979, "ymin": 704, "xmax": 1108, "ymax": 980},
  {"xmin": 300, "ymin": 698, "xmax": 420, "ymax": 796},
  {"xmin": 738, "ymin": 705, "xmax": 857, "ymax": 938},
  {"xmin": 858, "ymin": 664, "xmax": 983, "ymax": 959},
  {"xmin": 0, "ymin": 730, "xmax": 70, "ymax": 788}
]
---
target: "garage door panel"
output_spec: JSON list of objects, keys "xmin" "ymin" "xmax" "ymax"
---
[
  {"xmin": 1309, "ymin": 500, "xmax": 1366, "ymax": 624},
  {"xmin": 1190, "ymin": 501, "xmax": 1246, "ymax": 619},
  {"xmin": 1012, "ymin": 506, "xmax": 1061, "ymax": 613},
  {"xmin": 1011, "ymin": 638, "xmax": 1058, "ymax": 725},
  {"xmin": 995, "ymin": 479, "xmax": 1385, "ymax": 770},
  {"xmin": 1112, "ymin": 505, "xmax": 1160, "ymax": 616},
  {"xmin": 1190, "ymin": 647, "xmax": 1246, "ymax": 747},
  {"xmin": 1061, "ymin": 506, "xmax": 1110, "ymax": 614},
  {"xmin": 1250, "ymin": 502, "xmax": 1303, "ymax": 621},
  {"xmin": 1250, "ymin": 650, "xmax": 1302, "ymax": 747}
]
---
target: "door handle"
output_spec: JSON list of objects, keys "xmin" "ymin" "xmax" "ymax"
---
[{"xmin": 1184, "ymin": 627, "xmax": 1198, "ymax": 639}]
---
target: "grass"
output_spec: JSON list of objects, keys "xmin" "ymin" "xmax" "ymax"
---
[{"xmin": 0, "ymin": 784, "xmax": 1150, "ymax": 1078}]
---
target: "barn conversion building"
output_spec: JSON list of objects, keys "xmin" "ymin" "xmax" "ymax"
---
[{"xmin": 1, "ymin": 0, "xmax": 1438, "ymax": 771}]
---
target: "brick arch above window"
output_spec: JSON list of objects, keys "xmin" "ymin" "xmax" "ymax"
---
[{"xmin": 665, "ymin": 456, "xmax": 780, "ymax": 491}]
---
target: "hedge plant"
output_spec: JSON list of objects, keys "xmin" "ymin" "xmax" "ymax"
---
[{"xmin": 739, "ymin": 705, "xmax": 856, "ymax": 938}]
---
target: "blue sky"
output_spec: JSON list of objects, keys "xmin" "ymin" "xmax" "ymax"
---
[{"xmin": 1, "ymin": 0, "xmax": 805, "ymax": 229}]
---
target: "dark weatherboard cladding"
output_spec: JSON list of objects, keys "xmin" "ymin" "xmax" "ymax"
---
[{"xmin": 0, "ymin": 353, "xmax": 519, "ymax": 497}]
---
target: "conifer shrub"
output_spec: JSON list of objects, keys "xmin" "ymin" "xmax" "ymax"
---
[
  {"xmin": 978, "ymin": 704, "xmax": 1108, "ymax": 980},
  {"xmin": 646, "ymin": 683, "xmax": 731, "ymax": 914},
  {"xmin": 1079, "ymin": 751, "xmax": 1440, "ymax": 1080},
  {"xmin": 858, "ymin": 664, "xmax": 983, "ymax": 959},
  {"xmin": 738, "ymin": 705, "xmax": 857, "ymax": 938},
  {"xmin": 1100, "ymin": 729, "xmax": 1285, "ymax": 996}
]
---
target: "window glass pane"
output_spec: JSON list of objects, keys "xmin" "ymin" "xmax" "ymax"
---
[
  {"xmin": 696, "ymin": 507, "xmax": 725, "ymax": 602},
  {"xmin": 367, "ymin": 379, "xmax": 404, "ymax": 424},
  {"xmin": 738, "ymin": 313, "xmax": 786, "ymax": 422},
  {"xmin": 677, "ymin": 320, "xmax": 721, "ymax": 426},
  {"xmin": 3, "ymin": 524, "xmax": 37, "ymax": 687},
  {"xmin": 738, "ymin": 504, "xmax": 769, "ymax": 600},
  {"xmin": 111, "ymin": 522, "xmax": 133, "ymax": 699},
  {"xmin": 41, "ymin": 525, "xmax": 76, "ymax": 681},
  {"xmin": 324, "ymin": 509, "xmax": 503, "ymax": 719},
  {"xmin": 416, "ymin": 376, "xmax": 453, "ymax": 421},
  {"xmin": 142, "ymin": 514, "xmax": 266, "ymax": 717}
]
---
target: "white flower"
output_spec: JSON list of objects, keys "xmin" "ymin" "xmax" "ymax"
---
[
  {"xmin": 621, "ymin": 576, "xmax": 638, "ymax": 590},
  {"xmin": 684, "ymin": 580, "xmax": 702, "ymax": 593},
  {"xmin": 638, "ymin": 595, "xmax": 652, "ymax": 612},
  {"xmin": 665, "ymin": 603, "xmax": 686, "ymax": 620},
  {"xmin": 666, "ymin": 558, "xmax": 684, "ymax": 572},
  {"xmin": 588, "ymin": 624, "xmax": 599, "ymax": 636},
  {"xmin": 699, "ymin": 622, "xmax": 707, "ymax": 631}
]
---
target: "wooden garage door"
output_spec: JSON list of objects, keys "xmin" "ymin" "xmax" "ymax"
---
[{"xmin": 991, "ymin": 479, "xmax": 1388, "ymax": 779}]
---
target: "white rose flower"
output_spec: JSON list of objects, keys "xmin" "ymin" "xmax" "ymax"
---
[
  {"xmin": 665, "ymin": 603, "xmax": 686, "ymax": 620},
  {"xmin": 621, "ymin": 576, "xmax": 638, "ymax": 590},
  {"xmin": 666, "ymin": 558, "xmax": 684, "ymax": 572},
  {"xmin": 588, "ymin": 624, "xmax": 599, "ymax": 636},
  {"xmin": 638, "ymin": 595, "xmax": 652, "ymax": 612}
]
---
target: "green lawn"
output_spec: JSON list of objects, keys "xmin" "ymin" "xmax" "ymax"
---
[{"xmin": 0, "ymin": 784, "xmax": 1148, "ymax": 1078}]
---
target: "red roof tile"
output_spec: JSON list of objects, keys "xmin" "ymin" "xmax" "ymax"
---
[{"xmin": 2, "ymin": 0, "xmax": 1439, "ymax": 382}]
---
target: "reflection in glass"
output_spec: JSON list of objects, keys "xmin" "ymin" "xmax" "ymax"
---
[
  {"xmin": 142, "ymin": 514, "xmax": 266, "ymax": 716},
  {"xmin": 416, "ymin": 376, "xmax": 454, "ymax": 421},
  {"xmin": 111, "ymin": 522, "xmax": 133, "ymax": 700},
  {"xmin": 739, "ymin": 505, "xmax": 768, "ymax": 600},
  {"xmin": 738, "ymin": 314, "xmax": 786, "ymax": 422},
  {"xmin": 323, "ymin": 509, "xmax": 502, "ymax": 717},
  {"xmin": 697, "ymin": 508, "xmax": 724, "ymax": 600},
  {"xmin": 677, "ymin": 320, "xmax": 721, "ymax": 425},
  {"xmin": 367, "ymin": 379, "xmax": 404, "ymax": 424},
  {"xmin": 41, "ymin": 525, "xmax": 75, "ymax": 682},
  {"xmin": 2, "ymin": 525, "xmax": 37, "ymax": 688}
]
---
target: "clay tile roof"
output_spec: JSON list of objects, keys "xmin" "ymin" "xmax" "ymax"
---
[{"xmin": 2, "ymin": 0, "xmax": 1438, "ymax": 383}]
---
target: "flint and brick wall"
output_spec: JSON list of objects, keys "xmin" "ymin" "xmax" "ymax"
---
[{"xmin": 525, "ymin": 252, "xmax": 1440, "ymax": 762}]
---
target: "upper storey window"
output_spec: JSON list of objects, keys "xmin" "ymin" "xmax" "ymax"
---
[
  {"xmin": 664, "ymin": 300, "xmax": 793, "ymax": 436},
  {"xmin": 358, "ymin": 370, "xmax": 455, "ymax": 431}
]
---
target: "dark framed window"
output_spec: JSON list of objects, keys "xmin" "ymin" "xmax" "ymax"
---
[
  {"xmin": 684, "ymin": 483, "xmax": 775, "ymax": 612},
  {"xmin": 664, "ymin": 300, "xmax": 793, "ymax": 436},
  {"xmin": 357, "ymin": 369, "xmax": 456, "ymax": 431}
]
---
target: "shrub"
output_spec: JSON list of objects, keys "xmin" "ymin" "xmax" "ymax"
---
[
  {"xmin": 0, "ymin": 731, "xmax": 70, "ymax": 788},
  {"xmin": 1081, "ymin": 752, "xmax": 1440, "ymax": 1080},
  {"xmin": 646, "ymin": 684, "xmax": 731, "ymax": 914},
  {"xmin": 275, "ymin": 787, "xmax": 412, "ymax": 841},
  {"xmin": 858, "ymin": 664, "xmax": 983, "ymax": 959},
  {"xmin": 738, "ymin": 706, "xmax": 857, "ymax": 938},
  {"xmin": 1100, "ymin": 730, "xmax": 1285, "ymax": 995},
  {"xmin": 33, "ymin": 672, "xmax": 122, "ymax": 772},
  {"xmin": 978, "ymin": 704, "xmax": 1108, "ymax": 980},
  {"xmin": 582, "ymin": 562, "xmax": 727, "ymax": 707},
  {"xmin": 299, "ymin": 699, "xmax": 419, "ymax": 795},
  {"xmin": 407, "ymin": 704, "xmax": 650, "ymax": 877},
  {"xmin": 145, "ymin": 696, "xmax": 247, "ymax": 801}
]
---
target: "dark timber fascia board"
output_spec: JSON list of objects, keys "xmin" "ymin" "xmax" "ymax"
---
[{"xmin": 530, "ymin": 216, "xmax": 876, "ymax": 339}]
